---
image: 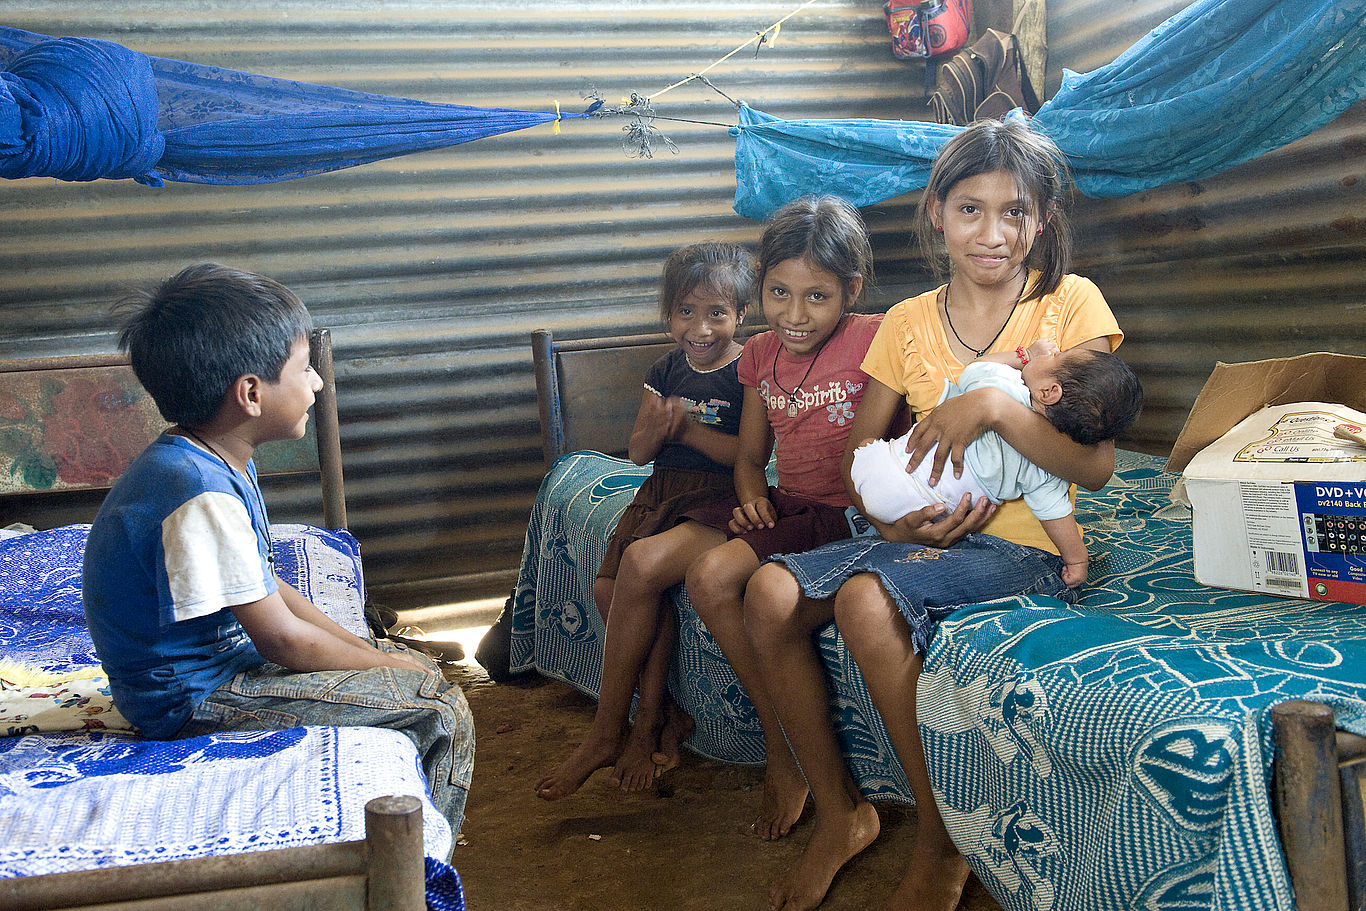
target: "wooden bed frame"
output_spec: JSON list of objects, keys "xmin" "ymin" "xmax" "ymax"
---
[
  {"xmin": 0, "ymin": 796, "xmax": 425, "ymax": 911},
  {"xmin": 531, "ymin": 327, "xmax": 1366, "ymax": 911},
  {"xmin": 0, "ymin": 330, "xmax": 432, "ymax": 911},
  {"xmin": 0, "ymin": 328, "xmax": 346, "ymax": 530}
]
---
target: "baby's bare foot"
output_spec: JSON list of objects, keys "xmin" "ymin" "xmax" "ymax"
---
[
  {"xmin": 769, "ymin": 799, "xmax": 880, "ymax": 911},
  {"xmin": 534, "ymin": 733, "xmax": 622, "ymax": 801}
]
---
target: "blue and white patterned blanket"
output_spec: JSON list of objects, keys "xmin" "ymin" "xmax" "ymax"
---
[
  {"xmin": 0, "ymin": 524, "xmax": 464, "ymax": 909},
  {"xmin": 512, "ymin": 448, "xmax": 1366, "ymax": 910}
]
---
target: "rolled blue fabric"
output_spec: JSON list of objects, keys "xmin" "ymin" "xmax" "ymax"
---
[
  {"xmin": 0, "ymin": 36, "xmax": 164, "ymax": 184},
  {"xmin": 0, "ymin": 25, "xmax": 584, "ymax": 186}
]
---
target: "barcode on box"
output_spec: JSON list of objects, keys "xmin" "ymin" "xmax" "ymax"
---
[{"xmin": 1262, "ymin": 549, "xmax": 1300, "ymax": 576}]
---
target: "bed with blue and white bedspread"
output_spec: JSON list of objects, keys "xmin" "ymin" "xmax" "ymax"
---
[
  {"xmin": 0, "ymin": 523, "xmax": 465, "ymax": 909},
  {"xmin": 511, "ymin": 448, "xmax": 1366, "ymax": 911}
]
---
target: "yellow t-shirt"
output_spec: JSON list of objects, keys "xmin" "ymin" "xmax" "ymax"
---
[{"xmin": 860, "ymin": 272, "xmax": 1123, "ymax": 553}]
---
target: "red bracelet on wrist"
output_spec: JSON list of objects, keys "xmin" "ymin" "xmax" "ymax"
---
[{"xmin": 1016, "ymin": 345, "xmax": 1030, "ymax": 365}]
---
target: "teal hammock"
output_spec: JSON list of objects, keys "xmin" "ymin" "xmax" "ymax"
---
[{"xmin": 733, "ymin": 0, "xmax": 1366, "ymax": 217}]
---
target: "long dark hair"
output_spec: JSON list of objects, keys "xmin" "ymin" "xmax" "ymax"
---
[{"xmin": 915, "ymin": 118, "xmax": 1074, "ymax": 300}]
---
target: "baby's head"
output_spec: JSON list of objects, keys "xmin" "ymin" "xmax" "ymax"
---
[
  {"xmin": 116, "ymin": 263, "xmax": 313, "ymax": 429},
  {"xmin": 1023, "ymin": 346, "xmax": 1143, "ymax": 445}
]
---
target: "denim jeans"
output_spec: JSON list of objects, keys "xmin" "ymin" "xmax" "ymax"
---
[
  {"xmin": 181, "ymin": 641, "xmax": 474, "ymax": 833},
  {"xmin": 771, "ymin": 532, "xmax": 1077, "ymax": 654}
]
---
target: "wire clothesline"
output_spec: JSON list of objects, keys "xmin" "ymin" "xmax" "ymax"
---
[{"xmin": 646, "ymin": 0, "xmax": 821, "ymax": 102}]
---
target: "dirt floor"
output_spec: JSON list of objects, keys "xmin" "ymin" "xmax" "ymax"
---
[{"xmin": 442, "ymin": 653, "xmax": 1003, "ymax": 911}]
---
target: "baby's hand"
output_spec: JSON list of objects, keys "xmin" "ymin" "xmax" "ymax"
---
[
  {"xmin": 730, "ymin": 497, "xmax": 777, "ymax": 533},
  {"xmin": 1061, "ymin": 557, "xmax": 1088, "ymax": 588}
]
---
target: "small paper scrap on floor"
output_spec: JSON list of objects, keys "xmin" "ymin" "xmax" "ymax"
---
[{"xmin": 588, "ymin": 834, "xmax": 601, "ymax": 841}]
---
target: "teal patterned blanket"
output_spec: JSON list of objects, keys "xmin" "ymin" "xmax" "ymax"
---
[{"xmin": 511, "ymin": 449, "xmax": 1366, "ymax": 910}]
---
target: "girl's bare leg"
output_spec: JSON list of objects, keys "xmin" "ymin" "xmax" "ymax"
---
[
  {"xmin": 535, "ymin": 522, "xmax": 725, "ymax": 800},
  {"xmin": 592, "ymin": 576, "xmax": 614, "ymax": 622},
  {"xmin": 835, "ymin": 573, "xmax": 970, "ymax": 911},
  {"xmin": 612, "ymin": 604, "xmax": 678, "ymax": 790},
  {"xmin": 747, "ymin": 563, "xmax": 880, "ymax": 911},
  {"xmin": 687, "ymin": 540, "xmax": 808, "ymax": 840}
]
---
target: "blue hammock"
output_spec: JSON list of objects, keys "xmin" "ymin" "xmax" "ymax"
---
[
  {"xmin": 0, "ymin": 26, "xmax": 585, "ymax": 186},
  {"xmin": 733, "ymin": 0, "xmax": 1366, "ymax": 218}
]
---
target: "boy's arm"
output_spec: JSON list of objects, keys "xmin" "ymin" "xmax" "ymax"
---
[
  {"xmin": 275, "ymin": 576, "xmax": 375, "ymax": 650},
  {"xmin": 975, "ymin": 338, "xmax": 1055, "ymax": 371},
  {"xmin": 232, "ymin": 589, "xmax": 429, "ymax": 673},
  {"xmin": 1039, "ymin": 514, "xmax": 1089, "ymax": 588}
]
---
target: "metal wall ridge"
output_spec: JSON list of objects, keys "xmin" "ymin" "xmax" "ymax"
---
[{"xmin": 5, "ymin": 0, "xmax": 1363, "ymax": 604}]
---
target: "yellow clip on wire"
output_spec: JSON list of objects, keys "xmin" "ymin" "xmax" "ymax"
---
[{"xmin": 553, "ymin": 100, "xmax": 561, "ymax": 135}]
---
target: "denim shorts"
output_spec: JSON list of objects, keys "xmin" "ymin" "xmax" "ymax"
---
[
  {"xmin": 769, "ymin": 533, "xmax": 1077, "ymax": 655},
  {"xmin": 181, "ymin": 641, "xmax": 474, "ymax": 834}
]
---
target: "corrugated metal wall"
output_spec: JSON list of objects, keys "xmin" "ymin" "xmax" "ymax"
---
[
  {"xmin": 1048, "ymin": 0, "xmax": 1366, "ymax": 449},
  {"xmin": 0, "ymin": 1, "xmax": 928, "ymax": 607},
  {"xmin": 4, "ymin": 1, "xmax": 1363, "ymax": 607}
]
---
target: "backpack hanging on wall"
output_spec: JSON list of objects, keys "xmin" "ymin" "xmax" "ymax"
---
[
  {"xmin": 928, "ymin": 28, "xmax": 1040, "ymax": 125},
  {"xmin": 884, "ymin": 0, "xmax": 972, "ymax": 60}
]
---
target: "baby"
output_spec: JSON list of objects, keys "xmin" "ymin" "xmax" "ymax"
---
[{"xmin": 851, "ymin": 339, "xmax": 1142, "ymax": 586}]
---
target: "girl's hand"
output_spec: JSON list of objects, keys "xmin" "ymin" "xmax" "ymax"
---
[
  {"xmin": 730, "ymin": 497, "xmax": 777, "ymax": 533},
  {"xmin": 872, "ymin": 493, "xmax": 995, "ymax": 547},
  {"xmin": 904, "ymin": 387, "xmax": 1006, "ymax": 486},
  {"xmin": 1061, "ymin": 558, "xmax": 1088, "ymax": 588},
  {"xmin": 661, "ymin": 396, "xmax": 691, "ymax": 441}
]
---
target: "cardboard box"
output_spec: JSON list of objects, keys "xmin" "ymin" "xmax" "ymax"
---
[{"xmin": 1169, "ymin": 352, "xmax": 1366, "ymax": 605}]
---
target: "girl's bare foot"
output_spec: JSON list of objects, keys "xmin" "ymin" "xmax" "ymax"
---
[
  {"xmin": 769, "ymin": 799, "xmax": 880, "ymax": 911},
  {"xmin": 883, "ymin": 825, "xmax": 970, "ymax": 911},
  {"xmin": 748, "ymin": 753, "xmax": 810, "ymax": 840},
  {"xmin": 650, "ymin": 699, "xmax": 695, "ymax": 773},
  {"xmin": 534, "ymin": 732, "xmax": 623, "ymax": 800},
  {"xmin": 611, "ymin": 721, "xmax": 661, "ymax": 792}
]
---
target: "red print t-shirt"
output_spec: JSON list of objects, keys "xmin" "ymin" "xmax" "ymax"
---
[{"xmin": 738, "ymin": 312, "xmax": 883, "ymax": 506}]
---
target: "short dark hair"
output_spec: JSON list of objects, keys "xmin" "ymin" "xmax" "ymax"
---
[
  {"xmin": 758, "ymin": 195, "xmax": 873, "ymax": 308},
  {"xmin": 658, "ymin": 241, "xmax": 755, "ymax": 323},
  {"xmin": 115, "ymin": 263, "xmax": 313, "ymax": 428},
  {"xmin": 1044, "ymin": 349, "xmax": 1144, "ymax": 446}
]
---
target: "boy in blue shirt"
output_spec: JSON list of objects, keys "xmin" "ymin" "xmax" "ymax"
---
[{"xmin": 82, "ymin": 263, "xmax": 473, "ymax": 832}]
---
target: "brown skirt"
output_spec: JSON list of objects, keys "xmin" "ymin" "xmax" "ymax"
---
[{"xmin": 596, "ymin": 466, "xmax": 735, "ymax": 581}]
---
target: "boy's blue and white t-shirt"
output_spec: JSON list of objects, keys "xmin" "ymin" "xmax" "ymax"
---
[{"xmin": 82, "ymin": 433, "xmax": 274, "ymax": 739}]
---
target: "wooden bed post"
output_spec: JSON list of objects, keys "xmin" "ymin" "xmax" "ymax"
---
[
  {"xmin": 1272, "ymin": 699, "xmax": 1349, "ymax": 911},
  {"xmin": 364, "ymin": 795, "xmax": 425, "ymax": 911},
  {"xmin": 310, "ymin": 328, "xmax": 348, "ymax": 530},
  {"xmin": 532, "ymin": 328, "xmax": 564, "ymax": 468}
]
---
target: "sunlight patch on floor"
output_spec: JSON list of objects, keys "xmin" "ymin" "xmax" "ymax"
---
[{"xmin": 393, "ymin": 596, "xmax": 503, "ymax": 665}]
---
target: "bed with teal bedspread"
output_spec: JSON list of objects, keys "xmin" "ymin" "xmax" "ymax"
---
[{"xmin": 511, "ymin": 447, "xmax": 1366, "ymax": 910}]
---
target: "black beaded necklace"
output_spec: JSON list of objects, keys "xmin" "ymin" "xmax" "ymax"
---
[
  {"xmin": 772, "ymin": 314, "xmax": 843, "ymax": 417},
  {"xmin": 181, "ymin": 428, "xmax": 275, "ymax": 564},
  {"xmin": 943, "ymin": 275, "xmax": 1027, "ymax": 360}
]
